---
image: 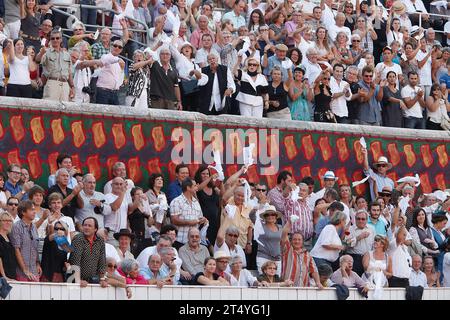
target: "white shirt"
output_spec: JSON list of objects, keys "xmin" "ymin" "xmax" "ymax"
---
[
  {"xmin": 104, "ymin": 193, "xmax": 129, "ymax": 233},
  {"xmin": 330, "ymin": 77, "xmax": 352, "ymax": 117},
  {"xmin": 409, "ymin": 269, "xmax": 428, "ymax": 287},
  {"xmin": 105, "ymin": 242, "xmax": 121, "ymax": 262},
  {"xmin": 147, "ymin": 28, "xmax": 169, "ymax": 49},
  {"xmin": 416, "ymin": 50, "xmax": 432, "ymax": 86},
  {"xmin": 303, "ymin": 59, "xmax": 322, "ymax": 85},
  {"xmin": 227, "ymin": 269, "xmax": 258, "ymax": 287},
  {"xmin": 310, "ymin": 224, "xmax": 342, "ymax": 262},
  {"xmin": 75, "ymin": 190, "xmax": 109, "ymax": 228},
  {"xmin": 401, "ymin": 85, "xmax": 424, "ymax": 118},
  {"xmin": 214, "ymin": 241, "xmax": 247, "ymax": 269},
  {"xmin": 194, "ymin": 47, "xmax": 221, "ymax": 67},
  {"xmin": 197, "ymin": 66, "xmax": 236, "ymax": 112},
  {"xmin": 73, "ymin": 60, "xmax": 92, "ymax": 103},
  {"xmin": 298, "ymin": 39, "xmax": 315, "ymax": 62},
  {"xmin": 388, "ymin": 240, "xmax": 412, "ymax": 279},
  {"xmin": 104, "ymin": 178, "xmax": 134, "ymax": 204},
  {"xmin": 136, "ymin": 245, "xmax": 182, "ymax": 271},
  {"xmin": 321, "ymin": 4, "xmax": 336, "ymax": 30},
  {"xmin": 404, "ymin": 0, "xmax": 428, "ymax": 14},
  {"xmin": 328, "ymin": 25, "xmax": 351, "ymax": 45},
  {"xmin": 386, "ymin": 30, "xmax": 404, "ymax": 46},
  {"xmin": 443, "ymin": 252, "xmax": 450, "ymax": 287},
  {"xmin": 8, "ymin": 56, "xmax": 31, "ymax": 85},
  {"xmin": 445, "ymin": 21, "xmax": 450, "ymax": 46},
  {"xmin": 97, "ymin": 53, "xmax": 124, "ymax": 90},
  {"xmin": 375, "ymin": 62, "xmax": 402, "ymax": 88}
]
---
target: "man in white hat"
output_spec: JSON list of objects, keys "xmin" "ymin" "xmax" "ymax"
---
[
  {"xmin": 214, "ymin": 251, "xmax": 232, "ymax": 279},
  {"xmin": 362, "ymin": 147, "xmax": 395, "ymax": 201},
  {"xmin": 321, "ymin": 171, "xmax": 338, "ymax": 189}
]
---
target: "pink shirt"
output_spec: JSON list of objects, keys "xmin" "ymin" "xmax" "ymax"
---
[
  {"xmin": 190, "ymin": 29, "xmax": 215, "ymax": 49},
  {"xmin": 96, "ymin": 53, "xmax": 124, "ymax": 90},
  {"xmin": 117, "ymin": 267, "xmax": 149, "ymax": 285}
]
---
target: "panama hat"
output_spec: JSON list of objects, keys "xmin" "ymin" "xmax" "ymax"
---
[
  {"xmin": 373, "ymin": 156, "xmax": 393, "ymax": 170},
  {"xmin": 259, "ymin": 205, "xmax": 283, "ymax": 220},
  {"xmin": 213, "ymin": 251, "xmax": 231, "ymax": 260},
  {"xmin": 322, "ymin": 170, "xmax": 338, "ymax": 181}
]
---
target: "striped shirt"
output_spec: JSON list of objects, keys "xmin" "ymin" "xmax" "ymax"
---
[
  {"xmin": 170, "ymin": 194, "xmax": 203, "ymax": 244},
  {"xmin": 281, "ymin": 240, "xmax": 318, "ymax": 287},
  {"xmin": 283, "ymin": 198, "xmax": 314, "ymax": 241},
  {"xmin": 268, "ymin": 186, "xmax": 285, "ymax": 215}
]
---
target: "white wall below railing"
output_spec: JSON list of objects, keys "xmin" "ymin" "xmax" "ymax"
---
[{"xmin": 4, "ymin": 282, "xmax": 450, "ymax": 300}]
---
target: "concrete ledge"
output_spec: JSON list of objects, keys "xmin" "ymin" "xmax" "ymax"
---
[{"xmin": 2, "ymin": 97, "xmax": 450, "ymax": 141}]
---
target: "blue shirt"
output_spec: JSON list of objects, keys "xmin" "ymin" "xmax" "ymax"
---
[
  {"xmin": 367, "ymin": 217, "xmax": 387, "ymax": 236},
  {"xmin": 140, "ymin": 266, "xmax": 169, "ymax": 280},
  {"xmin": 363, "ymin": 168, "xmax": 395, "ymax": 201},
  {"xmin": 439, "ymin": 73, "xmax": 450, "ymax": 102},
  {"xmin": 5, "ymin": 180, "xmax": 22, "ymax": 196},
  {"xmin": 314, "ymin": 216, "xmax": 330, "ymax": 239},
  {"xmin": 48, "ymin": 174, "xmax": 78, "ymax": 189},
  {"xmin": 264, "ymin": 56, "xmax": 293, "ymax": 82},
  {"xmin": 167, "ymin": 180, "xmax": 182, "ymax": 205},
  {"xmin": 357, "ymin": 80, "xmax": 382, "ymax": 124}
]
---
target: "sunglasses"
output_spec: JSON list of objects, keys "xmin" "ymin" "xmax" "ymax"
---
[
  {"xmin": 50, "ymin": 37, "xmax": 60, "ymax": 40},
  {"xmin": 352, "ymin": 40, "xmax": 361, "ymax": 42},
  {"xmin": 256, "ymin": 188, "xmax": 266, "ymax": 192},
  {"xmin": 323, "ymin": 77, "xmax": 330, "ymax": 80},
  {"xmin": 7, "ymin": 203, "xmax": 19, "ymax": 206},
  {"xmin": 248, "ymin": 63, "xmax": 259, "ymax": 67},
  {"xmin": 74, "ymin": 29, "xmax": 83, "ymax": 31},
  {"xmin": 216, "ymin": 260, "xmax": 229, "ymax": 263},
  {"xmin": 54, "ymin": 227, "xmax": 65, "ymax": 231},
  {"xmin": 356, "ymin": 217, "xmax": 366, "ymax": 221},
  {"xmin": 10, "ymin": 171, "xmax": 21, "ymax": 174},
  {"xmin": 108, "ymin": 264, "xmax": 117, "ymax": 269},
  {"xmin": 380, "ymin": 193, "xmax": 391, "ymax": 197},
  {"xmin": 113, "ymin": 44, "xmax": 123, "ymax": 49},
  {"xmin": 265, "ymin": 213, "xmax": 278, "ymax": 217},
  {"xmin": 0, "ymin": 219, "xmax": 13, "ymax": 222}
]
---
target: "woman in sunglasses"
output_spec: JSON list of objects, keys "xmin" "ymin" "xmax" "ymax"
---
[
  {"xmin": 256, "ymin": 206, "xmax": 282, "ymax": 275},
  {"xmin": 312, "ymin": 68, "xmax": 333, "ymax": 123},
  {"xmin": 0, "ymin": 211, "xmax": 17, "ymax": 281},
  {"xmin": 40, "ymin": 221, "xmax": 70, "ymax": 282},
  {"xmin": 105, "ymin": 257, "xmax": 132, "ymax": 298}
]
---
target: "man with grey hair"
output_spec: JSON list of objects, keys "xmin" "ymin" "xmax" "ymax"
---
[
  {"xmin": 179, "ymin": 227, "xmax": 210, "ymax": 278},
  {"xmin": 147, "ymin": 15, "xmax": 169, "ymax": 49},
  {"xmin": 190, "ymin": 15, "xmax": 215, "ymax": 49},
  {"xmin": 96, "ymin": 39, "xmax": 125, "ymax": 105},
  {"xmin": 104, "ymin": 177, "xmax": 129, "ymax": 247},
  {"xmin": 303, "ymin": 47, "xmax": 322, "ymax": 85},
  {"xmin": 215, "ymin": 224, "xmax": 247, "ymax": 268},
  {"xmin": 46, "ymin": 168, "xmax": 83, "ymax": 219},
  {"xmin": 330, "ymin": 255, "xmax": 369, "ymax": 293},
  {"xmin": 328, "ymin": 12, "xmax": 351, "ymax": 43},
  {"xmin": 409, "ymin": 254, "xmax": 428, "ymax": 287},
  {"xmin": 160, "ymin": 246, "xmax": 180, "ymax": 284},
  {"xmin": 104, "ymin": 161, "xmax": 135, "ymax": 203},
  {"xmin": 149, "ymin": 46, "xmax": 182, "ymax": 110},
  {"xmin": 75, "ymin": 174, "xmax": 110, "ymax": 230}
]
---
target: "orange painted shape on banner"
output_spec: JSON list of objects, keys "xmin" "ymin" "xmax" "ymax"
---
[
  {"xmin": 168, "ymin": 161, "xmax": 178, "ymax": 182},
  {"xmin": 48, "ymin": 152, "xmax": 59, "ymax": 174},
  {"xmin": 106, "ymin": 156, "xmax": 119, "ymax": 180},
  {"xmin": 71, "ymin": 121, "xmax": 86, "ymax": 148},
  {"xmin": 300, "ymin": 166, "xmax": 312, "ymax": 179},
  {"xmin": 353, "ymin": 140, "xmax": 364, "ymax": 165},
  {"xmin": 0, "ymin": 116, "xmax": 4, "ymax": 139},
  {"xmin": 10, "ymin": 115, "xmax": 25, "ymax": 143},
  {"xmin": 317, "ymin": 168, "xmax": 329, "ymax": 188},
  {"xmin": 370, "ymin": 141, "xmax": 383, "ymax": 163},
  {"xmin": 7, "ymin": 150, "xmax": 20, "ymax": 165},
  {"xmin": 27, "ymin": 151, "xmax": 42, "ymax": 179},
  {"xmin": 51, "ymin": 119, "xmax": 65, "ymax": 145},
  {"xmin": 436, "ymin": 145, "xmax": 448, "ymax": 168},
  {"xmin": 403, "ymin": 144, "xmax": 417, "ymax": 168},
  {"xmin": 420, "ymin": 145, "xmax": 433, "ymax": 168},
  {"xmin": 301, "ymin": 135, "xmax": 315, "ymax": 160},
  {"xmin": 112, "ymin": 123, "xmax": 126, "ymax": 149},
  {"xmin": 336, "ymin": 138, "xmax": 350, "ymax": 162},
  {"xmin": 127, "ymin": 157, "xmax": 142, "ymax": 183},
  {"xmin": 246, "ymin": 165, "xmax": 259, "ymax": 184},
  {"xmin": 419, "ymin": 173, "xmax": 432, "ymax": 194},
  {"xmin": 284, "ymin": 135, "xmax": 298, "ymax": 160},
  {"xmin": 226, "ymin": 164, "xmax": 238, "ymax": 179},
  {"xmin": 228, "ymin": 132, "xmax": 243, "ymax": 159},
  {"xmin": 387, "ymin": 172, "xmax": 398, "ymax": 187},
  {"xmin": 147, "ymin": 158, "xmax": 162, "ymax": 174},
  {"xmin": 131, "ymin": 124, "xmax": 145, "ymax": 151},
  {"xmin": 335, "ymin": 167, "xmax": 349, "ymax": 186},
  {"xmin": 435, "ymin": 174, "xmax": 446, "ymax": 191},
  {"xmin": 265, "ymin": 174, "xmax": 277, "ymax": 189},
  {"xmin": 352, "ymin": 171, "xmax": 367, "ymax": 196},
  {"xmin": 92, "ymin": 122, "xmax": 106, "ymax": 148},
  {"xmin": 152, "ymin": 126, "xmax": 166, "ymax": 152},
  {"xmin": 30, "ymin": 117, "xmax": 45, "ymax": 144},
  {"xmin": 387, "ymin": 143, "xmax": 401, "ymax": 167},
  {"xmin": 86, "ymin": 155, "xmax": 101, "ymax": 180},
  {"xmin": 318, "ymin": 136, "xmax": 332, "ymax": 161},
  {"xmin": 71, "ymin": 154, "xmax": 81, "ymax": 172}
]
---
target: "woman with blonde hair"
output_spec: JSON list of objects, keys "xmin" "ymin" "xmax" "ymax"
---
[
  {"xmin": 234, "ymin": 55, "xmax": 269, "ymax": 118},
  {"xmin": 0, "ymin": 211, "xmax": 17, "ymax": 280},
  {"xmin": 314, "ymin": 27, "xmax": 332, "ymax": 62},
  {"xmin": 423, "ymin": 255, "xmax": 440, "ymax": 287}
]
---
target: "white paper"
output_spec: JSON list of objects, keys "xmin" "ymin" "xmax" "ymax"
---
[
  {"xmin": 243, "ymin": 179, "xmax": 252, "ymax": 206},
  {"xmin": 208, "ymin": 149, "xmax": 225, "ymax": 181},
  {"xmin": 144, "ymin": 47, "xmax": 158, "ymax": 60},
  {"xmin": 254, "ymin": 208, "xmax": 266, "ymax": 246},
  {"xmin": 200, "ymin": 222, "xmax": 209, "ymax": 246},
  {"xmin": 123, "ymin": 0, "xmax": 134, "ymax": 18},
  {"xmin": 213, "ymin": 11, "xmax": 222, "ymax": 23},
  {"xmin": 290, "ymin": 215, "xmax": 300, "ymax": 223},
  {"xmin": 397, "ymin": 174, "xmax": 420, "ymax": 186},
  {"xmin": 93, "ymin": 29, "xmax": 99, "ymax": 40},
  {"xmin": 398, "ymin": 196, "xmax": 410, "ymax": 215},
  {"xmin": 359, "ymin": 137, "xmax": 367, "ymax": 149},
  {"xmin": 281, "ymin": 59, "xmax": 293, "ymax": 69},
  {"xmin": 352, "ymin": 175, "xmax": 370, "ymax": 187},
  {"xmin": 433, "ymin": 190, "xmax": 448, "ymax": 202},
  {"xmin": 172, "ymin": 15, "xmax": 181, "ymax": 37},
  {"xmin": 225, "ymin": 204, "xmax": 237, "ymax": 219},
  {"xmin": 243, "ymin": 143, "xmax": 256, "ymax": 167},
  {"xmin": 291, "ymin": 186, "xmax": 300, "ymax": 202},
  {"xmin": 41, "ymin": 38, "xmax": 47, "ymax": 47}
]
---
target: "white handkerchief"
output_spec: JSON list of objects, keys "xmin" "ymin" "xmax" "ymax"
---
[
  {"xmin": 243, "ymin": 143, "xmax": 256, "ymax": 167},
  {"xmin": 352, "ymin": 175, "xmax": 370, "ymax": 187},
  {"xmin": 225, "ymin": 204, "xmax": 237, "ymax": 219},
  {"xmin": 359, "ymin": 137, "xmax": 367, "ymax": 149},
  {"xmin": 41, "ymin": 38, "xmax": 47, "ymax": 46},
  {"xmin": 398, "ymin": 196, "xmax": 410, "ymax": 215},
  {"xmin": 397, "ymin": 175, "xmax": 420, "ymax": 185},
  {"xmin": 93, "ymin": 29, "xmax": 99, "ymax": 40},
  {"xmin": 290, "ymin": 215, "xmax": 300, "ymax": 223},
  {"xmin": 123, "ymin": 0, "xmax": 134, "ymax": 18},
  {"xmin": 281, "ymin": 59, "xmax": 293, "ymax": 69},
  {"xmin": 208, "ymin": 149, "xmax": 225, "ymax": 181},
  {"xmin": 213, "ymin": 11, "xmax": 222, "ymax": 23},
  {"xmin": 291, "ymin": 186, "xmax": 300, "ymax": 202}
]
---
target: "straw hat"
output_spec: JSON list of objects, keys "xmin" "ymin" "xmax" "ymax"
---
[
  {"xmin": 373, "ymin": 156, "xmax": 393, "ymax": 170},
  {"xmin": 259, "ymin": 205, "xmax": 282, "ymax": 220},
  {"xmin": 391, "ymin": 1, "xmax": 406, "ymax": 15}
]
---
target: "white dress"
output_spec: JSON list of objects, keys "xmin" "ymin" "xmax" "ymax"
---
[{"xmin": 363, "ymin": 251, "xmax": 388, "ymax": 300}]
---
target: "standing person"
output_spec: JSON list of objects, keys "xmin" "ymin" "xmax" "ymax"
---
[
  {"xmin": 40, "ymin": 220, "xmax": 70, "ymax": 282},
  {"xmin": 68, "ymin": 217, "xmax": 108, "ymax": 288},
  {"xmin": 388, "ymin": 226, "xmax": 412, "ymax": 288},
  {"xmin": 149, "ymin": 47, "xmax": 182, "ymax": 110},
  {"xmin": 75, "ymin": 173, "xmax": 107, "ymax": 230},
  {"xmin": 267, "ymin": 170, "xmax": 293, "ymax": 215},
  {"xmin": 73, "ymin": 41, "xmax": 102, "ymax": 104},
  {"xmin": 330, "ymin": 63, "xmax": 352, "ymax": 123},
  {"xmin": 170, "ymin": 178, "xmax": 206, "ymax": 249},
  {"xmin": 127, "ymin": 187, "xmax": 153, "ymax": 257},
  {"xmin": 167, "ymin": 164, "xmax": 190, "ymax": 204},
  {"xmin": 91, "ymin": 27, "xmax": 112, "ymax": 60},
  {"xmin": 47, "ymin": 168, "xmax": 82, "ymax": 220},
  {"xmin": 362, "ymin": 235, "xmax": 392, "ymax": 293},
  {"xmin": 425, "ymin": 83, "xmax": 450, "ymax": 130},
  {"xmin": 409, "ymin": 208, "xmax": 439, "ymax": 256},
  {"xmin": 95, "ymin": 39, "xmax": 125, "ymax": 105},
  {"xmin": 255, "ymin": 206, "xmax": 282, "ymax": 276},
  {"xmin": 104, "ymin": 177, "xmax": 129, "ymax": 247},
  {"xmin": 266, "ymin": 66, "xmax": 292, "ymax": 119},
  {"xmin": 0, "ymin": 211, "xmax": 17, "ymax": 280},
  {"xmin": 288, "ymin": 67, "xmax": 312, "ymax": 121},
  {"xmin": 125, "ymin": 49, "xmax": 152, "ymax": 110},
  {"xmin": 345, "ymin": 66, "xmax": 361, "ymax": 124},
  {"xmin": 4, "ymin": 0, "xmax": 21, "ymax": 39},
  {"xmin": 357, "ymin": 66, "xmax": 384, "ymax": 126},
  {"xmin": 35, "ymin": 29, "xmax": 74, "ymax": 102},
  {"xmin": 381, "ymin": 71, "xmax": 405, "ymax": 128},
  {"xmin": 234, "ymin": 56, "xmax": 269, "ymax": 118},
  {"xmin": 11, "ymin": 200, "xmax": 40, "ymax": 281},
  {"xmin": 5, "ymin": 38, "xmax": 32, "ymax": 97},
  {"xmin": 375, "ymin": 46, "xmax": 403, "ymax": 84},
  {"xmin": 145, "ymin": 173, "xmax": 168, "ymax": 232},
  {"xmin": 313, "ymin": 69, "xmax": 333, "ymax": 123},
  {"xmin": 401, "ymin": 71, "xmax": 426, "ymax": 129},
  {"xmin": 103, "ymin": 162, "xmax": 135, "ymax": 203}
]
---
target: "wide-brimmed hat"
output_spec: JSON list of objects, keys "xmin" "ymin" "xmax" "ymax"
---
[
  {"xmin": 113, "ymin": 229, "xmax": 135, "ymax": 240},
  {"xmin": 322, "ymin": 170, "xmax": 338, "ymax": 181},
  {"xmin": 275, "ymin": 44, "xmax": 288, "ymax": 51},
  {"xmin": 373, "ymin": 156, "xmax": 393, "ymax": 170},
  {"xmin": 259, "ymin": 205, "xmax": 282, "ymax": 220},
  {"xmin": 179, "ymin": 41, "xmax": 196, "ymax": 54},
  {"xmin": 391, "ymin": 1, "xmax": 406, "ymax": 15},
  {"xmin": 213, "ymin": 251, "xmax": 231, "ymax": 260}
]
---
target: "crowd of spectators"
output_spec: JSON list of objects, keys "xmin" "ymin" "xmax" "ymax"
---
[
  {"xmin": 0, "ymin": 0, "xmax": 450, "ymax": 129},
  {"xmin": 0, "ymin": 151, "xmax": 449, "ymax": 300}
]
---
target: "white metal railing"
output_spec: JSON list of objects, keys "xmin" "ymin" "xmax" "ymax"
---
[{"xmin": 3, "ymin": 281, "xmax": 450, "ymax": 300}]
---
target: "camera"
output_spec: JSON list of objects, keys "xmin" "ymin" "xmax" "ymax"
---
[{"xmin": 82, "ymin": 86, "xmax": 93, "ymax": 95}]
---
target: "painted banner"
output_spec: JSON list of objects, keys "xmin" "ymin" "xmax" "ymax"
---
[{"xmin": 0, "ymin": 107, "xmax": 448, "ymax": 195}]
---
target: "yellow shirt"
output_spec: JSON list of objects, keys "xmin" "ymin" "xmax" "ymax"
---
[{"xmin": 221, "ymin": 198, "xmax": 254, "ymax": 248}]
